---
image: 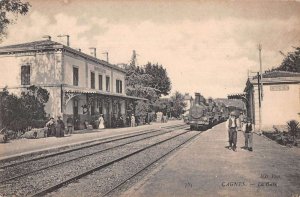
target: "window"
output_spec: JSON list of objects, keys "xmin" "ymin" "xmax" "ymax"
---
[
  {"xmin": 116, "ymin": 79, "xmax": 122, "ymax": 93},
  {"xmin": 106, "ymin": 76, "xmax": 110, "ymax": 92},
  {"xmin": 91, "ymin": 72, "xmax": 95, "ymax": 89},
  {"xmin": 21, "ymin": 65, "xmax": 30, "ymax": 85},
  {"xmin": 98, "ymin": 75, "xmax": 103, "ymax": 90},
  {"xmin": 73, "ymin": 67, "xmax": 79, "ymax": 86}
]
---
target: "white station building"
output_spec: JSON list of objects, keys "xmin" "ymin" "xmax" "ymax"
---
[{"xmin": 0, "ymin": 39, "xmax": 145, "ymax": 128}]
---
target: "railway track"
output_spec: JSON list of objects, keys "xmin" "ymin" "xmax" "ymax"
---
[
  {"xmin": 0, "ymin": 123, "xmax": 186, "ymax": 169},
  {"xmin": 0, "ymin": 124, "xmax": 189, "ymax": 196},
  {"xmin": 102, "ymin": 130, "xmax": 201, "ymax": 197}
]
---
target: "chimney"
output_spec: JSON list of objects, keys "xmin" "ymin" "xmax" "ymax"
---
[
  {"xmin": 89, "ymin": 47, "xmax": 97, "ymax": 58},
  {"xmin": 57, "ymin": 35, "xmax": 70, "ymax": 46},
  {"xmin": 195, "ymin": 93, "xmax": 200, "ymax": 105},
  {"xmin": 43, "ymin": 35, "xmax": 51, "ymax": 41}
]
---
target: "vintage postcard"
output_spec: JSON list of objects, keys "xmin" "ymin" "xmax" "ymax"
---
[{"xmin": 0, "ymin": 0, "xmax": 299, "ymax": 196}]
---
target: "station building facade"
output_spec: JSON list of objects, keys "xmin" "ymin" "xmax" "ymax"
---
[
  {"xmin": 0, "ymin": 40, "xmax": 145, "ymax": 128},
  {"xmin": 230, "ymin": 71, "xmax": 300, "ymax": 131}
]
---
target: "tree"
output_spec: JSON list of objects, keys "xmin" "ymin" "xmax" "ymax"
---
[
  {"xmin": 21, "ymin": 85, "xmax": 49, "ymax": 122},
  {"xmin": 170, "ymin": 91, "xmax": 186, "ymax": 118},
  {"xmin": 0, "ymin": 88, "xmax": 24, "ymax": 130},
  {"xmin": 273, "ymin": 47, "xmax": 300, "ymax": 73},
  {"xmin": 0, "ymin": 0, "xmax": 30, "ymax": 40},
  {"xmin": 0, "ymin": 86, "xmax": 49, "ymax": 131},
  {"xmin": 144, "ymin": 62, "xmax": 171, "ymax": 96},
  {"xmin": 124, "ymin": 64, "xmax": 159, "ymax": 119},
  {"xmin": 125, "ymin": 64, "xmax": 159, "ymax": 101},
  {"xmin": 153, "ymin": 98, "xmax": 171, "ymax": 114},
  {"xmin": 287, "ymin": 120, "xmax": 299, "ymax": 145}
]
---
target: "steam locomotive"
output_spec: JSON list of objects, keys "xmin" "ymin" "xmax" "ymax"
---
[{"xmin": 187, "ymin": 93, "xmax": 229, "ymax": 131}]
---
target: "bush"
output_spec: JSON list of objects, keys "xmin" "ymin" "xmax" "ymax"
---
[
  {"xmin": 287, "ymin": 120, "xmax": 299, "ymax": 137},
  {"xmin": 31, "ymin": 119, "xmax": 47, "ymax": 128},
  {"xmin": 0, "ymin": 86, "xmax": 49, "ymax": 132}
]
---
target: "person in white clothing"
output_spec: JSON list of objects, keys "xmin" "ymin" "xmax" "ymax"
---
[
  {"xmin": 131, "ymin": 114, "xmax": 136, "ymax": 127},
  {"xmin": 98, "ymin": 114, "xmax": 105, "ymax": 129}
]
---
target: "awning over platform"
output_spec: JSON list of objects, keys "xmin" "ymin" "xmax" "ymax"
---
[
  {"xmin": 63, "ymin": 86, "xmax": 147, "ymax": 101},
  {"xmin": 227, "ymin": 93, "xmax": 246, "ymax": 100}
]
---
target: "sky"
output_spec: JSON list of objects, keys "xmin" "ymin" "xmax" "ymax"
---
[{"xmin": 1, "ymin": 0, "xmax": 300, "ymax": 98}]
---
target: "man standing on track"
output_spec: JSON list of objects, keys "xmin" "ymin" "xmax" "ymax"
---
[{"xmin": 226, "ymin": 112, "xmax": 239, "ymax": 151}]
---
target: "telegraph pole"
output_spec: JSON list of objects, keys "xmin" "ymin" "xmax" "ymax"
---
[
  {"xmin": 258, "ymin": 44, "xmax": 263, "ymax": 100},
  {"xmin": 258, "ymin": 44, "xmax": 263, "ymax": 133}
]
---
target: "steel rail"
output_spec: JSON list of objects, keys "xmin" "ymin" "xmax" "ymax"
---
[
  {"xmin": 160, "ymin": 123, "xmax": 186, "ymax": 129},
  {"xmin": 0, "ymin": 126, "xmax": 189, "ymax": 184},
  {"xmin": 0, "ymin": 124, "xmax": 186, "ymax": 169},
  {"xmin": 102, "ymin": 131, "xmax": 201, "ymax": 197},
  {"xmin": 0, "ymin": 131, "xmax": 184, "ymax": 183},
  {"xmin": 0, "ymin": 128, "xmax": 157, "ymax": 169},
  {"xmin": 30, "ymin": 129, "xmax": 190, "ymax": 197}
]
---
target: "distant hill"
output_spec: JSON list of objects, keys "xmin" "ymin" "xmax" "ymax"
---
[{"xmin": 214, "ymin": 98, "xmax": 245, "ymax": 110}]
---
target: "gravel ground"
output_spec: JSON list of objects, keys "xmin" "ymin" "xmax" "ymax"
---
[
  {"xmin": 0, "ymin": 128, "xmax": 161, "ymax": 168},
  {"xmin": 0, "ymin": 129, "xmax": 187, "ymax": 196},
  {"xmin": 0, "ymin": 124, "xmax": 186, "ymax": 168},
  {"xmin": 0, "ymin": 129, "xmax": 169, "ymax": 180},
  {"xmin": 45, "ymin": 130, "xmax": 199, "ymax": 197}
]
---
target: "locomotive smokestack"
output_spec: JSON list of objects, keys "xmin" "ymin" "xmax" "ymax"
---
[{"xmin": 195, "ymin": 93, "xmax": 201, "ymax": 105}]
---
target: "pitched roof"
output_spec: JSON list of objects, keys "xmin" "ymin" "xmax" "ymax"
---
[
  {"xmin": 0, "ymin": 40, "xmax": 61, "ymax": 51},
  {"xmin": 245, "ymin": 71, "xmax": 300, "ymax": 91},
  {"xmin": 0, "ymin": 40, "xmax": 126, "ymax": 73},
  {"xmin": 253, "ymin": 71, "xmax": 300, "ymax": 79}
]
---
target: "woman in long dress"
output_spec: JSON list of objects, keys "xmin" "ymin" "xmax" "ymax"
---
[
  {"xmin": 56, "ymin": 116, "xmax": 65, "ymax": 137},
  {"xmin": 46, "ymin": 117, "xmax": 56, "ymax": 136},
  {"xmin": 98, "ymin": 114, "xmax": 105, "ymax": 129}
]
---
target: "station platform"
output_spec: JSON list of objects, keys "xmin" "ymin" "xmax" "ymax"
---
[
  {"xmin": 0, "ymin": 120, "xmax": 183, "ymax": 161},
  {"xmin": 125, "ymin": 123, "xmax": 300, "ymax": 197}
]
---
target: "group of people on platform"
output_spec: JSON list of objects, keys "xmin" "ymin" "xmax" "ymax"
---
[
  {"xmin": 45, "ymin": 116, "xmax": 73, "ymax": 138},
  {"xmin": 225, "ymin": 111, "xmax": 253, "ymax": 152},
  {"xmin": 45, "ymin": 113, "xmax": 152, "ymax": 137}
]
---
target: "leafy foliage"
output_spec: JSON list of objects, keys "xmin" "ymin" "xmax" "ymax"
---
[
  {"xmin": 125, "ymin": 65, "xmax": 157, "ymax": 98},
  {"xmin": 170, "ymin": 91, "xmax": 186, "ymax": 118},
  {"xmin": 153, "ymin": 92, "xmax": 186, "ymax": 118},
  {"xmin": 20, "ymin": 85, "xmax": 49, "ymax": 122},
  {"xmin": 287, "ymin": 120, "xmax": 299, "ymax": 139},
  {"xmin": 144, "ymin": 62, "xmax": 172, "ymax": 97},
  {"xmin": 272, "ymin": 47, "xmax": 300, "ymax": 73},
  {"xmin": 124, "ymin": 60, "xmax": 172, "ymax": 118},
  {"xmin": 0, "ymin": 86, "xmax": 49, "ymax": 131},
  {"xmin": 0, "ymin": 0, "xmax": 30, "ymax": 40},
  {"xmin": 125, "ymin": 63, "xmax": 160, "ymax": 117},
  {"xmin": 153, "ymin": 98, "xmax": 171, "ymax": 115}
]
